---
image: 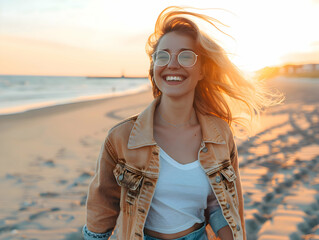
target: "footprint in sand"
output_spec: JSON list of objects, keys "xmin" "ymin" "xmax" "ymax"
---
[
  {"xmin": 39, "ymin": 192, "xmax": 60, "ymax": 197},
  {"xmin": 80, "ymin": 135, "xmax": 101, "ymax": 147},
  {"xmin": 57, "ymin": 214, "xmax": 74, "ymax": 223},
  {"xmin": 43, "ymin": 159, "xmax": 55, "ymax": 167},
  {"xmin": 67, "ymin": 171, "xmax": 93, "ymax": 189},
  {"xmin": 28, "ymin": 207, "xmax": 61, "ymax": 220},
  {"xmin": 35, "ymin": 156, "xmax": 56, "ymax": 168},
  {"xmin": 55, "ymin": 147, "xmax": 76, "ymax": 159},
  {"xmin": 105, "ymin": 103, "xmax": 147, "ymax": 120},
  {"xmin": 56, "ymin": 147, "xmax": 67, "ymax": 158},
  {"xmin": 58, "ymin": 179, "xmax": 68, "ymax": 185},
  {"xmin": 19, "ymin": 200, "xmax": 37, "ymax": 211}
]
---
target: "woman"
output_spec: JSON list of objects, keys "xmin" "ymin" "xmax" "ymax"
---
[{"xmin": 83, "ymin": 6, "xmax": 281, "ymax": 240}]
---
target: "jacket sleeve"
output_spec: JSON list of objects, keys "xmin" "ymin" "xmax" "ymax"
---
[
  {"xmin": 85, "ymin": 137, "xmax": 121, "ymax": 234},
  {"xmin": 83, "ymin": 225, "xmax": 112, "ymax": 240},
  {"xmin": 207, "ymin": 186, "xmax": 230, "ymax": 236},
  {"xmin": 230, "ymin": 136, "xmax": 246, "ymax": 240},
  {"xmin": 208, "ymin": 208, "xmax": 229, "ymax": 236}
]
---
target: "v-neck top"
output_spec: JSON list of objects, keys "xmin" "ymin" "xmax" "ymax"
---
[{"xmin": 144, "ymin": 148, "xmax": 213, "ymax": 234}]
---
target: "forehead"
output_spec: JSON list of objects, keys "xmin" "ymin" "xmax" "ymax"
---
[{"xmin": 157, "ymin": 31, "xmax": 196, "ymax": 51}]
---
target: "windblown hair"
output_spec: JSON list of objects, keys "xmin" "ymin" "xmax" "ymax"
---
[{"xmin": 146, "ymin": 6, "xmax": 283, "ymax": 136}]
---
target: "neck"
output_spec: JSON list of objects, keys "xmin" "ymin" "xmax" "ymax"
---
[{"xmin": 156, "ymin": 95, "xmax": 197, "ymax": 127}]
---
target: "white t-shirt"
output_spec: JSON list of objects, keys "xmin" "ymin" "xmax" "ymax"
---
[{"xmin": 144, "ymin": 148, "xmax": 214, "ymax": 234}]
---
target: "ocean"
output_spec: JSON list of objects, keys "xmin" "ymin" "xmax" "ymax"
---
[{"xmin": 0, "ymin": 75, "xmax": 150, "ymax": 115}]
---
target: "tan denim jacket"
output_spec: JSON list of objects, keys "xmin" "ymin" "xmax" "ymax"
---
[{"xmin": 85, "ymin": 97, "xmax": 246, "ymax": 240}]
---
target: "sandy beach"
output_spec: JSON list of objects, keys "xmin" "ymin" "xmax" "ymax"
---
[{"xmin": 0, "ymin": 77, "xmax": 319, "ymax": 240}]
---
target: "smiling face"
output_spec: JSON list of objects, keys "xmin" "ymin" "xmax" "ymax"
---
[{"xmin": 153, "ymin": 31, "xmax": 203, "ymax": 100}]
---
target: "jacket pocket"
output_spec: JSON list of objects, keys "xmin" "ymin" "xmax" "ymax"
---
[
  {"xmin": 220, "ymin": 165, "xmax": 237, "ymax": 185},
  {"xmin": 113, "ymin": 163, "xmax": 144, "ymax": 191},
  {"xmin": 113, "ymin": 163, "xmax": 144, "ymax": 210},
  {"xmin": 220, "ymin": 165, "xmax": 238, "ymax": 209}
]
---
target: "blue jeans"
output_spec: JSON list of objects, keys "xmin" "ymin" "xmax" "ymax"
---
[
  {"xmin": 144, "ymin": 224, "xmax": 208, "ymax": 240},
  {"xmin": 83, "ymin": 208, "xmax": 228, "ymax": 239},
  {"xmin": 83, "ymin": 208, "xmax": 227, "ymax": 239},
  {"xmin": 83, "ymin": 224, "xmax": 207, "ymax": 240}
]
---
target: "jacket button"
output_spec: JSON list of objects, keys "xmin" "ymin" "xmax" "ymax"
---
[
  {"xmin": 215, "ymin": 175, "xmax": 221, "ymax": 183},
  {"xmin": 138, "ymin": 208, "xmax": 145, "ymax": 213},
  {"xmin": 144, "ymin": 181, "xmax": 153, "ymax": 186},
  {"xmin": 226, "ymin": 203, "xmax": 230, "ymax": 209},
  {"xmin": 118, "ymin": 173, "xmax": 124, "ymax": 181},
  {"xmin": 202, "ymin": 147, "xmax": 208, "ymax": 153},
  {"xmin": 236, "ymin": 224, "xmax": 240, "ymax": 231}
]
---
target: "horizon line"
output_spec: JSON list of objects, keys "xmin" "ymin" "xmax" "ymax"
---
[{"xmin": 0, "ymin": 74, "xmax": 149, "ymax": 79}]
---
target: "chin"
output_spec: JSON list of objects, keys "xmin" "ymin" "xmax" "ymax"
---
[{"xmin": 160, "ymin": 89, "xmax": 195, "ymax": 100}]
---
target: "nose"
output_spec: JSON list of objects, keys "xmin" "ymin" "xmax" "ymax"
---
[{"xmin": 167, "ymin": 54, "xmax": 180, "ymax": 69}]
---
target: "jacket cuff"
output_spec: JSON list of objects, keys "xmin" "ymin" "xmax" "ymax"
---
[
  {"xmin": 82, "ymin": 225, "xmax": 112, "ymax": 240},
  {"xmin": 209, "ymin": 208, "xmax": 229, "ymax": 236}
]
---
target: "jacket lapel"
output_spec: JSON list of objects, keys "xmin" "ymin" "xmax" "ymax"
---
[{"xmin": 127, "ymin": 97, "xmax": 160, "ymax": 149}]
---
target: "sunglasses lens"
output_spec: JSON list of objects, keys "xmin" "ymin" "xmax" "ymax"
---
[
  {"xmin": 153, "ymin": 51, "xmax": 170, "ymax": 66},
  {"xmin": 178, "ymin": 51, "xmax": 197, "ymax": 67}
]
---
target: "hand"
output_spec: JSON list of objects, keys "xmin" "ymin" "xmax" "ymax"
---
[{"xmin": 217, "ymin": 225, "xmax": 234, "ymax": 240}]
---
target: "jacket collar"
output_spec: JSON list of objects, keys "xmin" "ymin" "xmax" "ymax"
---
[{"xmin": 128, "ymin": 97, "xmax": 226, "ymax": 149}]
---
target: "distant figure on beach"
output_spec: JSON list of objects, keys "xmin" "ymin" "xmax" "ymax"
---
[{"xmin": 83, "ymin": 6, "xmax": 281, "ymax": 240}]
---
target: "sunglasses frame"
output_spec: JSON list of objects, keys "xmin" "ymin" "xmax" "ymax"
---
[{"xmin": 152, "ymin": 50, "xmax": 198, "ymax": 67}]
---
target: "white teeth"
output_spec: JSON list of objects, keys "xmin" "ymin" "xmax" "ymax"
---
[{"xmin": 165, "ymin": 76, "xmax": 183, "ymax": 81}]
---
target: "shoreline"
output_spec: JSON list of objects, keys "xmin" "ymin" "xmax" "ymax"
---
[
  {"xmin": 0, "ymin": 84, "xmax": 151, "ymax": 118},
  {"xmin": 0, "ymin": 83, "xmax": 151, "ymax": 117}
]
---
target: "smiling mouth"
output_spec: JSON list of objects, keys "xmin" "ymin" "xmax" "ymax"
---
[{"xmin": 164, "ymin": 75, "xmax": 186, "ymax": 81}]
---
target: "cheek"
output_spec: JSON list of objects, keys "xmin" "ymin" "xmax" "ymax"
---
[
  {"xmin": 153, "ymin": 67, "xmax": 163, "ymax": 88},
  {"xmin": 191, "ymin": 68, "xmax": 202, "ymax": 81},
  {"xmin": 153, "ymin": 66, "xmax": 164, "ymax": 81}
]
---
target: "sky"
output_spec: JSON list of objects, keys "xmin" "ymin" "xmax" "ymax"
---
[{"xmin": 0, "ymin": 0, "xmax": 318, "ymax": 77}]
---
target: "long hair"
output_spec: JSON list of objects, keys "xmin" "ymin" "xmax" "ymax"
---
[{"xmin": 146, "ymin": 6, "xmax": 283, "ymax": 136}]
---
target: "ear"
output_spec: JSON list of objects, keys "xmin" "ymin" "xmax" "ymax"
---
[
  {"xmin": 198, "ymin": 70, "xmax": 204, "ymax": 81},
  {"xmin": 198, "ymin": 61, "xmax": 204, "ymax": 80}
]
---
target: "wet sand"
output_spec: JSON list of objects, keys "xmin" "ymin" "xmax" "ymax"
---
[{"xmin": 0, "ymin": 77, "xmax": 318, "ymax": 239}]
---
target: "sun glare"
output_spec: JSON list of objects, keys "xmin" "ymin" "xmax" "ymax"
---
[{"xmin": 0, "ymin": 0, "xmax": 318, "ymax": 76}]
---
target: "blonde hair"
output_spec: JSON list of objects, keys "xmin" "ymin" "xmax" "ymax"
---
[{"xmin": 146, "ymin": 6, "xmax": 283, "ymax": 136}]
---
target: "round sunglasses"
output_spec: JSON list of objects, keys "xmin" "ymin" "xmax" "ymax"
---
[{"xmin": 152, "ymin": 50, "xmax": 198, "ymax": 67}]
